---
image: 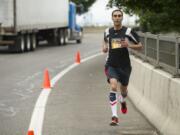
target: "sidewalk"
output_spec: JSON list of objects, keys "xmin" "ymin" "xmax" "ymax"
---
[{"xmin": 43, "ymin": 55, "xmax": 158, "ymax": 135}]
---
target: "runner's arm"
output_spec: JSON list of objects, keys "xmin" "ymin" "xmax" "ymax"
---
[
  {"xmin": 102, "ymin": 28, "xmax": 109, "ymax": 53},
  {"xmin": 128, "ymin": 42, "xmax": 143, "ymax": 50},
  {"xmin": 102, "ymin": 40, "xmax": 108, "ymax": 53},
  {"xmin": 121, "ymin": 39, "xmax": 143, "ymax": 50}
]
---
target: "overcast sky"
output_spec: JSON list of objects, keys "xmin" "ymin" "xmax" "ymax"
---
[{"xmin": 77, "ymin": 0, "xmax": 137, "ymax": 26}]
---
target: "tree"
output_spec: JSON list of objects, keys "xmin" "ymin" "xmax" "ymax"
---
[
  {"xmin": 71, "ymin": 0, "xmax": 96, "ymax": 14},
  {"xmin": 107, "ymin": 0, "xmax": 180, "ymax": 33}
]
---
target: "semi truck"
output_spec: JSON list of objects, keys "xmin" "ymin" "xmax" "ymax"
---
[{"xmin": 0, "ymin": 0, "xmax": 83, "ymax": 53}]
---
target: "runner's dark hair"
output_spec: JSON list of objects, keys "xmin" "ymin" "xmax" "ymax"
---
[{"xmin": 112, "ymin": 9, "xmax": 123, "ymax": 17}]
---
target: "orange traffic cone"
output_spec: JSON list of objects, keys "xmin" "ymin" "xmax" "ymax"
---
[
  {"xmin": 27, "ymin": 130, "xmax": 34, "ymax": 135},
  {"xmin": 75, "ymin": 51, "xmax": 81, "ymax": 64},
  {"xmin": 43, "ymin": 69, "xmax": 51, "ymax": 89}
]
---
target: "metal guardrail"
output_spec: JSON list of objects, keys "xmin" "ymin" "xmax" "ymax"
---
[{"xmin": 130, "ymin": 32, "xmax": 180, "ymax": 77}]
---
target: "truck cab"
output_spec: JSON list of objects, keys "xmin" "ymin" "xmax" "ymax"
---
[{"xmin": 68, "ymin": 2, "xmax": 83, "ymax": 43}]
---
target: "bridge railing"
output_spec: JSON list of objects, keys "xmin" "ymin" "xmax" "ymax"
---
[{"xmin": 130, "ymin": 32, "xmax": 180, "ymax": 77}]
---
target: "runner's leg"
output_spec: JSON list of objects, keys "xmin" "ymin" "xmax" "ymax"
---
[
  {"xmin": 120, "ymin": 85, "xmax": 128, "ymax": 114},
  {"xmin": 109, "ymin": 78, "xmax": 119, "ymax": 125},
  {"xmin": 109, "ymin": 78, "xmax": 118, "ymax": 117}
]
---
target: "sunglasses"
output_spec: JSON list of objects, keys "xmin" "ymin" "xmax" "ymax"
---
[{"xmin": 113, "ymin": 14, "xmax": 122, "ymax": 17}]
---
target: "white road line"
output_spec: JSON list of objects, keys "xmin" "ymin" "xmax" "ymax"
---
[{"xmin": 28, "ymin": 52, "xmax": 103, "ymax": 135}]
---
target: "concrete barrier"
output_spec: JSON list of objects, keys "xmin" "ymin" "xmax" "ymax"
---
[{"xmin": 128, "ymin": 55, "xmax": 180, "ymax": 135}]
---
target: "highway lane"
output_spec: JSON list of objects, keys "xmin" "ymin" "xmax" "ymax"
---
[{"xmin": 0, "ymin": 32, "xmax": 102, "ymax": 135}]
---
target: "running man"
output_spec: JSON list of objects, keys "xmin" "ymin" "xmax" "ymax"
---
[{"xmin": 102, "ymin": 9, "xmax": 142, "ymax": 126}]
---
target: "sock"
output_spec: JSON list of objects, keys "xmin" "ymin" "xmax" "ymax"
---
[{"xmin": 109, "ymin": 91, "xmax": 118, "ymax": 117}]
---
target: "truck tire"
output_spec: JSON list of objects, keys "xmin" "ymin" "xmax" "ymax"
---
[
  {"xmin": 60, "ymin": 32, "xmax": 64, "ymax": 45},
  {"xmin": 63, "ymin": 29, "xmax": 68, "ymax": 45},
  {"xmin": 58, "ymin": 29, "xmax": 68, "ymax": 45},
  {"xmin": 76, "ymin": 31, "xmax": 82, "ymax": 44},
  {"xmin": 30, "ymin": 34, "xmax": 37, "ymax": 51},
  {"xmin": 25, "ymin": 34, "xmax": 31, "ymax": 51},
  {"xmin": 17, "ymin": 35, "xmax": 25, "ymax": 52},
  {"xmin": 58, "ymin": 29, "xmax": 63, "ymax": 45},
  {"xmin": 9, "ymin": 35, "xmax": 25, "ymax": 53},
  {"xmin": 76, "ymin": 39, "xmax": 81, "ymax": 44}
]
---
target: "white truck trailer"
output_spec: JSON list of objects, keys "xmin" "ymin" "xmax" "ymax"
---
[{"xmin": 0, "ymin": 0, "xmax": 82, "ymax": 52}]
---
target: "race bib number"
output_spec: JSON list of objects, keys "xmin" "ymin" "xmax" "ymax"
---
[{"xmin": 111, "ymin": 38, "xmax": 122, "ymax": 49}]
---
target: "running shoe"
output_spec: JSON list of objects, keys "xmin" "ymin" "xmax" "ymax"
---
[
  {"xmin": 110, "ymin": 116, "xmax": 119, "ymax": 126},
  {"xmin": 121, "ymin": 101, "xmax": 127, "ymax": 114}
]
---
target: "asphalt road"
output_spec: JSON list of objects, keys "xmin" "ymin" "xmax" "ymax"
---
[
  {"xmin": 43, "ymin": 55, "xmax": 159, "ymax": 135},
  {"xmin": 0, "ymin": 31, "xmax": 159, "ymax": 135}
]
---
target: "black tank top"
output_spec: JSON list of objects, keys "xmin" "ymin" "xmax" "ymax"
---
[{"xmin": 104, "ymin": 26, "xmax": 140, "ymax": 68}]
